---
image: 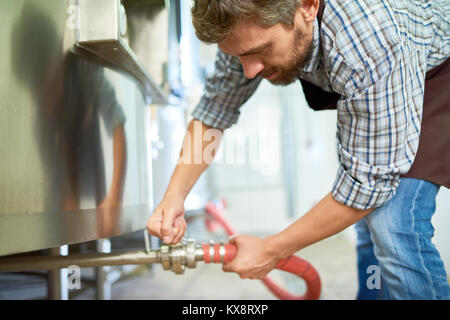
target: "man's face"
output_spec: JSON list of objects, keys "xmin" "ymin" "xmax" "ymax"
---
[{"xmin": 218, "ymin": 10, "xmax": 314, "ymax": 86}]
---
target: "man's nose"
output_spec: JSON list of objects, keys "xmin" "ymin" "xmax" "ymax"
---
[{"xmin": 239, "ymin": 56, "xmax": 264, "ymax": 79}]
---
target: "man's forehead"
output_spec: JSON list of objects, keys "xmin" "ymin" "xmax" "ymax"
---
[
  {"xmin": 219, "ymin": 41, "xmax": 270, "ymax": 57},
  {"xmin": 218, "ymin": 19, "xmax": 270, "ymax": 56}
]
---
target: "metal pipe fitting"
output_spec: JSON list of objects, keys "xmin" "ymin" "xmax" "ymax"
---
[
  {"xmin": 0, "ymin": 238, "xmax": 322, "ymax": 300},
  {"xmin": 0, "ymin": 239, "xmax": 222, "ymax": 275}
]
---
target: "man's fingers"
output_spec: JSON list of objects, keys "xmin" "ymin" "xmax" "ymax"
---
[
  {"xmin": 222, "ymin": 261, "xmax": 238, "ymax": 273},
  {"xmin": 172, "ymin": 217, "xmax": 185, "ymax": 244},
  {"xmin": 147, "ymin": 211, "xmax": 163, "ymax": 238},
  {"xmin": 228, "ymin": 234, "xmax": 239, "ymax": 244},
  {"xmin": 223, "ymin": 262, "xmax": 249, "ymax": 279},
  {"xmin": 222, "ymin": 262, "xmax": 233, "ymax": 273},
  {"xmin": 161, "ymin": 209, "xmax": 176, "ymax": 243},
  {"xmin": 173, "ymin": 217, "xmax": 186, "ymax": 244}
]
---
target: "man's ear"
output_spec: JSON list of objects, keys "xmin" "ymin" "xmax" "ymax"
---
[{"xmin": 300, "ymin": 0, "xmax": 320, "ymax": 23}]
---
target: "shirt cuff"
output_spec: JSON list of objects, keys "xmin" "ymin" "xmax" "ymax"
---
[
  {"xmin": 191, "ymin": 102, "xmax": 240, "ymax": 130},
  {"xmin": 332, "ymin": 164, "xmax": 398, "ymax": 210}
]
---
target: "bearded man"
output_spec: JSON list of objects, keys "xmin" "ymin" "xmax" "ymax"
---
[{"xmin": 148, "ymin": 0, "xmax": 450, "ymax": 299}]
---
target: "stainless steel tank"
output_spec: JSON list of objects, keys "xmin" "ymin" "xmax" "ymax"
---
[{"xmin": 0, "ymin": 0, "xmax": 166, "ymax": 257}]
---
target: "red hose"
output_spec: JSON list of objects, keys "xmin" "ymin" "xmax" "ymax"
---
[
  {"xmin": 204, "ymin": 200, "xmax": 321, "ymax": 300},
  {"xmin": 205, "ymin": 200, "xmax": 237, "ymax": 236}
]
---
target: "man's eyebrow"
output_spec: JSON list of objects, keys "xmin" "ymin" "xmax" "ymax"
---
[{"xmin": 237, "ymin": 43, "xmax": 269, "ymax": 57}]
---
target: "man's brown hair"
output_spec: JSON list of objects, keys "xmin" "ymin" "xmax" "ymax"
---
[{"xmin": 191, "ymin": 0, "xmax": 303, "ymax": 44}]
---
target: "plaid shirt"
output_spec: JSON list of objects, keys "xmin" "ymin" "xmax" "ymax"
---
[{"xmin": 192, "ymin": 0, "xmax": 450, "ymax": 210}]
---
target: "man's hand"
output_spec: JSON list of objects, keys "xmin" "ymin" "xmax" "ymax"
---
[
  {"xmin": 222, "ymin": 235, "xmax": 282, "ymax": 280},
  {"xmin": 147, "ymin": 195, "xmax": 187, "ymax": 244},
  {"xmin": 146, "ymin": 120, "xmax": 223, "ymax": 244}
]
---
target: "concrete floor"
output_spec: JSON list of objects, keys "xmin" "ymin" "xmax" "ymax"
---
[{"xmin": 73, "ymin": 232, "xmax": 358, "ymax": 300}]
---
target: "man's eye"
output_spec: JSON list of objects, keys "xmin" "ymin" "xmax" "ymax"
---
[{"xmin": 260, "ymin": 46, "xmax": 270, "ymax": 55}]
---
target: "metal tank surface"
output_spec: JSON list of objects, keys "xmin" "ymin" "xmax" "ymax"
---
[{"xmin": 0, "ymin": 0, "xmax": 166, "ymax": 257}]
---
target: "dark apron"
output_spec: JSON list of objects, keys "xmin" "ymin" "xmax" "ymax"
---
[{"xmin": 301, "ymin": 1, "xmax": 450, "ymax": 189}]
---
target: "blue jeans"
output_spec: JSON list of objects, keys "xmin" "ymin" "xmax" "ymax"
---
[{"xmin": 355, "ymin": 178, "xmax": 450, "ymax": 299}]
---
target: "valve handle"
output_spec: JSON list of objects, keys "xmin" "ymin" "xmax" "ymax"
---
[{"xmin": 202, "ymin": 243, "xmax": 321, "ymax": 300}]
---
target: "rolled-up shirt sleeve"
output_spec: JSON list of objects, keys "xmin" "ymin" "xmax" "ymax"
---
[
  {"xmin": 330, "ymin": 41, "xmax": 424, "ymax": 210},
  {"xmin": 191, "ymin": 49, "xmax": 262, "ymax": 130}
]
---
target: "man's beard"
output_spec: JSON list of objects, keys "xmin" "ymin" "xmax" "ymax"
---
[{"xmin": 261, "ymin": 29, "xmax": 313, "ymax": 86}]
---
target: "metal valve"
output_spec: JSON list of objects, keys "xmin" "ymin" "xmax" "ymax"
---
[
  {"xmin": 159, "ymin": 239, "xmax": 202, "ymax": 274},
  {"xmin": 0, "ymin": 239, "xmax": 232, "ymax": 275},
  {"xmin": 157, "ymin": 239, "xmax": 235, "ymax": 275},
  {"xmin": 0, "ymin": 235, "xmax": 321, "ymax": 300}
]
